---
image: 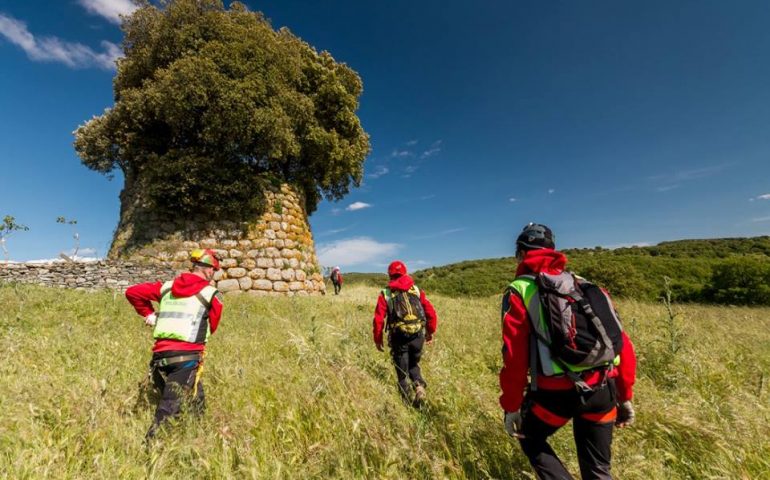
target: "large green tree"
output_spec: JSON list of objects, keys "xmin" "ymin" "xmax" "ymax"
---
[{"xmin": 74, "ymin": 0, "xmax": 370, "ymax": 217}]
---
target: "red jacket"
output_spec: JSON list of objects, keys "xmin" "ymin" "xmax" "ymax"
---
[
  {"xmin": 125, "ymin": 272, "xmax": 224, "ymax": 353},
  {"xmin": 499, "ymin": 249, "xmax": 637, "ymax": 412},
  {"xmin": 373, "ymin": 274, "xmax": 438, "ymax": 346}
]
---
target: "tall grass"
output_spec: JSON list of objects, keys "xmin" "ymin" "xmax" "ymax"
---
[{"xmin": 0, "ymin": 283, "xmax": 768, "ymax": 479}]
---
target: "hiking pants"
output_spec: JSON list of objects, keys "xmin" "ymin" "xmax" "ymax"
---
[
  {"xmin": 333, "ymin": 280, "xmax": 341, "ymax": 295},
  {"xmin": 147, "ymin": 351, "xmax": 205, "ymax": 438},
  {"xmin": 518, "ymin": 380, "xmax": 617, "ymax": 480},
  {"xmin": 389, "ymin": 330, "xmax": 425, "ymax": 399}
]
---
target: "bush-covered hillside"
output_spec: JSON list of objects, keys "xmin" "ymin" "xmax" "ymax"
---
[{"xmin": 412, "ymin": 236, "xmax": 770, "ymax": 304}]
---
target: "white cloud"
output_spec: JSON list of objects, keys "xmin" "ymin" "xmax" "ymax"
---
[
  {"xmin": 391, "ymin": 149, "xmax": 412, "ymax": 158},
  {"xmin": 406, "ymin": 139, "xmax": 418, "ymax": 146},
  {"xmin": 366, "ymin": 165, "xmax": 389, "ymax": 179},
  {"xmin": 316, "ymin": 226, "xmax": 352, "ymax": 237},
  {"xmin": 509, "ymin": 197, "xmax": 517, "ymax": 202},
  {"xmin": 547, "ymin": 188, "xmax": 555, "ymax": 194},
  {"xmin": 411, "ymin": 228, "xmax": 466, "ymax": 240},
  {"xmin": 657, "ymin": 184, "xmax": 679, "ymax": 192},
  {"xmin": 751, "ymin": 215, "xmax": 770, "ymax": 223},
  {"xmin": 78, "ymin": 0, "xmax": 139, "ymax": 24},
  {"xmin": 603, "ymin": 242, "xmax": 652, "ymax": 250},
  {"xmin": 316, "ymin": 237, "xmax": 401, "ymax": 267},
  {"xmin": 754, "ymin": 194, "xmax": 770, "ymax": 201},
  {"xmin": 419, "ymin": 194, "xmax": 436, "ymax": 200},
  {"xmin": 0, "ymin": 13, "xmax": 121, "ymax": 69},
  {"xmin": 345, "ymin": 202, "xmax": 371, "ymax": 211},
  {"xmin": 420, "ymin": 140, "xmax": 442, "ymax": 159}
]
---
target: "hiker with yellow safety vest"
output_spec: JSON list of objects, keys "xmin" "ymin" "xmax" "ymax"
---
[
  {"xmin": 373, "ymin": 261, "xmax": 438, "ymax": 407},
  {"xmin": 500, "ymin": 224, "xmax": 637, "ymax": 480},
  {"xmin": 125, "ymin": 249, "xmax": 224, "ymax": 440}
]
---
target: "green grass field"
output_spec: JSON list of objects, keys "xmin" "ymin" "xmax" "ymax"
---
[{"xmin": 1, "ymin": 282, "xmax": 769, "ymax": 479}]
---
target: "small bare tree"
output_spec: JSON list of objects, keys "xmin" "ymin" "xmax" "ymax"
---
[
  {"xmin": 0, "ymin": 216, "xmax": 29, "ymax": 261},
  {"xmin": 56, "ymin": 217, "xmax": 79, "ymax": 260}
]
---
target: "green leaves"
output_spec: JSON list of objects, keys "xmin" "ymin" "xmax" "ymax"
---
[{"xmin": 74, "ymin": 0, "xmax": 370, "ymax": 217}]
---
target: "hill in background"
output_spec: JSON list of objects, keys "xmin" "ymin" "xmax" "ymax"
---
[{"xmin": 387, "ymin": 236, "xmax": 770, "ymax": 304}]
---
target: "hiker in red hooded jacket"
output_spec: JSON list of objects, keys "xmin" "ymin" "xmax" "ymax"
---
[
  {"xmin": 125, "ymin": 249, "xmax": 224, "ymax": 440},
  {"xmin": 373, "ymin": 260, "xmax": 438, "ymax": 406},
  {"xmin": 500, "ymin": 224, "xmax": 637, "ymax": 480}
]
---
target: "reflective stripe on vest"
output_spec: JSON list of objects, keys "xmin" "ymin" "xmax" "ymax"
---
[
  {"xmin": 153, "ymin": 281, "xmax": 218, "ymax": 344},
  {"xmin": 508, "ymin": 275, "xmax": 619, "ymax": 377}
]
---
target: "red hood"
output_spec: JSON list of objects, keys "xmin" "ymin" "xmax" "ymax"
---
[
  {"xmin": 171, "ymin": 272, "xmax": 212, "ymax": 297},
  {"xmin": 516, "ymin": 248, "xmax": 567, "ymax": 276},
  {"xmin": 388, "ymin": 274, "xmax": 415, "ymax": 291}
]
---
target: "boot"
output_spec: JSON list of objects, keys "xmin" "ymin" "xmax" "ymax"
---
[{"xmin": 413, "ymin": 384, "xmax": 426, "ymax": 408}]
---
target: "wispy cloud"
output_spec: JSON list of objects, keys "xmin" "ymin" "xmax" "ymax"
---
[
  {"xmin": 78, "ymin": 0, "xmax": 138, "ymax": 24},
  {"xmin": 419, "ymin": 194, "xmax": 436, "ymax": 201},
  {"xmin": 657, "ymin": 184, "xmax": 679, "ymax": 192},
  {"xmin": 750, "ymin": 193, "xmax": 770, "ymax": 202},
  {"xmin": 420, "ymin": 140, "xmax": 442, "ymax": 159},
  {"xmin": 547, "ymin": 188, "xmax": 555, "ymax": 194},
  {"xmin": 345, "ymin": 202, "xmax": 372, "ymax": 212},
  {"xmin": 391, "ymin": 149, "xmax": 413, "ymax": 158},
  {"xmin": 0, "ymin": 13, "xmax": 121, "ymax": 69},
  {"xmin": 316, "ymin": 237, "xmax": 401, "ymax": 267},
  {"xmin": 509, "ymin": 197, "xmax": 517, "ymax": 202},
  {"xmin": 603, "ymin": 242, "xmax": 652, "ymax": 249},
  {"xmin": 411, "ymin": 228, "xmax": 466, "ymax": 240},
  {"xmin": 366, "ymin": 165, "xmax": 389, "ymax": 179},
  {"xmin": 751, "ymin": 215, "xmax": 770, "ymax": 223},
  {"xmin": 406, "ymin": 139, "xmax": 418, "ymax": 146},
  {"xmin": 317, "ymin": 227, "xmax": 351, "ymax": 237},
  {"xmin": 649, "ymin": 163, "xmax": 733, "ymax": 188}
]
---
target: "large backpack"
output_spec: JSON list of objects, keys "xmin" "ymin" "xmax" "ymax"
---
[
  {"xmin": 512, "ymin": 272, "xmax": 623, "ymax": 390},
  {"xmin": 384, "ymin": 286, "xmax": 427, "ymax": 335}
]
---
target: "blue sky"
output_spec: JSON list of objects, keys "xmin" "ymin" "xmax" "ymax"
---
[{"xmin": 1, "ymin": 1, "xmax": 770, "ymax": 271}]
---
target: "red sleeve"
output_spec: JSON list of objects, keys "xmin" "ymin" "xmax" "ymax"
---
[
  {"xmin": 339, "ymin": 274, "xmax": 343, "ymax": 284},
  {"xmin": 499, "ymin": 291, "xmax": 531, "ymax": 412},
  {"xmin": 208, "ymin": 294, "xmax": 224, "ymax": 334},
  {"xmin": 615, "ymin": 331, "xmax": 637, "ymax": 402},
  {"xmin": 372, "ymin": 293, "xmax": 388, "ymax": 345},
  {"xmin": 125, "ymin": 282, "xmax": 162, "ymax": 318},
  {"xmin": 420, "ymin": 290, "xmax": 438, "ymax": 335}
]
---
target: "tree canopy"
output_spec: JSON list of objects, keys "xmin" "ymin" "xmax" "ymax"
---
[{"xmin": 74, "ymin": 0, "xmax": 370, "ymax": 217}]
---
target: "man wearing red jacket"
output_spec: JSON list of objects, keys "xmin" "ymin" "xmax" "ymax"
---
[
  {"xmin": 126, "ymin": 249, "xmax": 224, "ymax": 440},
  {"xmin": 500, "ymin": 224, "xmax": 637, "ymax": 480},
  {"xmin": 373, "ymin": 260, "xmax": 438, "ymax": 406}
]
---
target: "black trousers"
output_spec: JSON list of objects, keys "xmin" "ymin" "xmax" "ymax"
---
[
  {"xmin": 147, "ymin": 351, "xmax": 204, "ymax": 437},
  {"xmin": 389, "ymin": 330, "xmax": 425, "ymax": 399},
  {"xmin": 332, "ymin": 280, "xmax": 341, "ymax": 295},
  {"xmin": 518, "ymin": 380, "xmax": 617, "ymax": 480}
]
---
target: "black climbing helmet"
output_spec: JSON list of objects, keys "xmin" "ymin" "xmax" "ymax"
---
[{"xmin": 516, "ymin": 223, "xmax": 555, "ymax": 253}]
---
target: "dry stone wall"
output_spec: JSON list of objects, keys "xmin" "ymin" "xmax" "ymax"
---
[
  {"xmin": 0, "ymin": 261, "xmax": 178, "ymax": 291},
  {"xmin": 110, "ymin": 184, "xmax": 326, "ymax": 296}
]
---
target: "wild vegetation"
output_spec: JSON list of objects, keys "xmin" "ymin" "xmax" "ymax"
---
[
  {"xmin": 412, "ymin": 236, "xmax": 770, "ymax": 304},
  {"xmin": 1, "ymin": 282, "xmax": 768, "ymax": 478}
]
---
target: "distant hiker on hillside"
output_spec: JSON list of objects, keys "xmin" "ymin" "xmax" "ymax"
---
[
  {"xmin": 330, "ymin": 266, "xmax": 343, "ymax": 295},
  {"xmin": 125, "ymin": 249, "xmax": 224, "ymax": 441},
  {"xmin": 372, "ymin": 260, "xmax": 438, "ymax": 407},
  {"xmin": 500, "ymin": 223, "xmax": 637, "ymax": 480}
]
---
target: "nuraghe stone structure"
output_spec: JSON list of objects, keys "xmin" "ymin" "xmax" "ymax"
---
[{"xmin": 110, "ymin": 183, "xmax": 325, "ymax": 296}]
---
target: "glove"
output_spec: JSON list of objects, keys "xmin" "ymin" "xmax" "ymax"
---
[
  {"xmin": 144, "ymin": 313, "xmax": 157, "ymax": 327},
  {"xmin": 616, "ymin": 400, "xmax": 635, "ymax": 427},
  {"xmin": 504, "ymin": 411, "xmax": 524, "ymax": 438}
]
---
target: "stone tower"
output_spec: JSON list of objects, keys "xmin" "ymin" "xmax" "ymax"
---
[{"xmin": 109, "ymin": 183, "xmax": 325, "ymax": 295}]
